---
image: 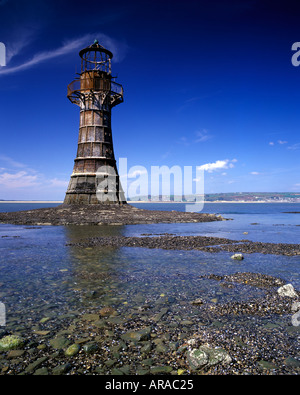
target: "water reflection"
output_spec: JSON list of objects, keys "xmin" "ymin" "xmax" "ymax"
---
[{"xmin": 63, "ymin": 225, "xmax": 270, "ymax": 316}]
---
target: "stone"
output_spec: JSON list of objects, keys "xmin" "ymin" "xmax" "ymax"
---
[
  {"xmin": 34, "ymin": 330, "xmax": 50, "ymax": 336},
  {"xmin": 140, "ymin": 341, "xmax": 152, "ymax": 354},
  {"xmin": 191, "ymin": 298, "xmax": 204, "ymax": 305},
  {"xmin": 187, "ymin": 345, "xmax": 231, "ymax": 371},
  {"xmin": 39, "ymin": 317, "xmax": 50, "ymax": 324},
  {"xmin": 291, "ymin": 301, "xmax": 300, "ymax": 312},
  {"xmin": 65, "ymin": 343, "xmax": 80, "ymax": 357},
  {"xmin": 187, "ymin": 348, "xmax": 208, "ymax": 370},
  {"xmin": 82, "ymin": 342, "xmax": 98, "ymax": 354},
  {"xmin": 205, "ymin": 347, "xmax": 232, "ymax": 366},
  {"xmin": 25, "ymin": 356, "xmax": 48, "ymax": 373},
  {"xmin": 291, "ymin": 311, "xmax": 300, "ymax": 327},
  {"xmin": 153, "ymin": 308, "xmax": 169, "ymax": 322},
  {"xmin": 34, "ymin": 367, "xmax": 49, "ymax": 375},
  {"xmin": 277, "ymin": 284, "xmax": 298, "ymax": 298},
  {"xmin": 231, "ymin": 253, "xmax": 244, "ymax": 260},
  {"xmin": 284, "ymin": 356, "xmax": 300, "ymax": 367},
  {"xmin": 52, "ymin": 363, "xmax": 72, "ymax": 375},
  {"xmin": 181, "ymin": 320, "xmax": 194, "ymax": 326},
  {"xmin": 81, "ymin": 313, "xmax": 100, "ymax": 321},
  {"xmin": 257, "ymin": 360, "xmax": 277, "ymax": 370},
  {"xmin": 111, "ymin": 368, "xmax": 124, "ymax": 375},
  {"xmin": 99, "ymin": 307, "xmax": 116, "ymax": 317},
  {"xmin": 121, "ymin": 327, "xmax": 151, "ymax": 342},
  {"xmin": 150, "ymin": 366, "xmax": 173, "ymax": 374},
  {"xmin": 7, "ymin": 349, "xmax": 25, "ymax": 358},
  {"xmin": 0, "ymin": 335, "xmax": 24, "ymax": 351},
  {"xmin": 49, "ymin": 336, "xmax": 71, "ymax": 350}
]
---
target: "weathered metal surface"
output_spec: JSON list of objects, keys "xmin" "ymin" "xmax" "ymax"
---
[{"xmin": 64, "ymin": 42, "xmax": 125, "ymax": 205}]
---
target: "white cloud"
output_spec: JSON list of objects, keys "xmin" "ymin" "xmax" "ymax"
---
[
  {"xmin": 250, "ymin": 171, "xmax": 260, "ymax": 175},
  {"xmin": 0, "ymin": 171, "xmax": 38, "ymax": 188},
  {"xmin": 0, "ymin": 155, "xmax": 68, "ymax": 199},
  {"xmin": 269, "ymin": 142, "xmax": 275, "ymax": 146},
  {"xmin": 197, "ymin": 159, "xmax": 237, "ymax": 173},
  {"xmin": 278, "ymin": 140, "xmax": 287, "ymax": 145}
]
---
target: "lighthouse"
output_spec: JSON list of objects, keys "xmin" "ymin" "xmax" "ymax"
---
[{"xmin": 64, "ymin": 40, "xmax": 126, "ymax": 205}]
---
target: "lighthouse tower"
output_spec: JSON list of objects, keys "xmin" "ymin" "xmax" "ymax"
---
[{"xmin": 64, "ymin": 40, "xmax": 126, "ymax": 205}]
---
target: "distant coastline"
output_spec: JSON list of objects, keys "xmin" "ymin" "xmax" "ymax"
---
[
  {"xmin": 0, "ymin": 200, "xmax": 299, "ymax": 204},
  {"xmin": 0, "ymin": 201, "xmax": 63, "ymax": 203},
  {"xmin": 1, "ymin": 192, "xmax": 300, "ymax": 204},
  {"xmin": 129, "ymin": 200, "xmax": 300, "ymax": 204}
]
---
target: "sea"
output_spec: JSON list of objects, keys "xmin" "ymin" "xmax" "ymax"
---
[{"xmin": 0, "ymin": 202, "xmax": 299, "ymax": 372}]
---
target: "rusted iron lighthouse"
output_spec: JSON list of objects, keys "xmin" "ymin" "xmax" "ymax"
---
[{"xmin": 64, "ymin": 40, "xmax": 126, "ymax": 205}]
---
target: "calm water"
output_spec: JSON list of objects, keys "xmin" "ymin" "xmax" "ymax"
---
[{"xmin": 0, "ymin": 202, "xmax": 299, "ymax": 352}]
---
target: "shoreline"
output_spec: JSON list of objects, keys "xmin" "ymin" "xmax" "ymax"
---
[
  {"xmin": 0, "ymin": 200, "xmax": 299, "ymax": 204},
  {"xmin": 129, "ymin": 201, "xmax": 300, "ymax": 204},
  {"xmin": 0, "ymin": 203, "xmax": 226, "ymax": 226}
]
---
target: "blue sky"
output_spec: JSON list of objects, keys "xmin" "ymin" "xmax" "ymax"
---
[{"xmin": 1, "ymin": 0, "xmax": 300, "ymax": 200}]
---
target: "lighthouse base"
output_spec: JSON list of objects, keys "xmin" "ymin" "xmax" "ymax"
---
[{"xmin": 64, "ymin": 173, "xmax": 126, "ymax": 205}]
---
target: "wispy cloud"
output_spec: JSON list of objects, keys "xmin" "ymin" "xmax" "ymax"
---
[
  {"xmin": 178, "ymin": 136, "xmax": 190, "ymax": 147},
  {"xmin": 194, "ymin": 129, "xmax": 213, "ymax": 143},
  {"xmin": 0, "ymin": 33, "xmax": 128, "ymax": 76},
  {"xmin": 0, "ymin": 154, "xmax": 27, "ymax": 169},
  {"xmin": 287, "ymin": 143, "xmax": 300, "ymax": 150},
  {"xmin": 178, "ymin": 129, "xmax": 213, "ymax": 147},
  {"xmin": 269, "ymin": 140, "xmax": 289, "ymax": 146},
  {"xmin": 0, "ymin": 154, "xmax": 68, "ymax": 198}
]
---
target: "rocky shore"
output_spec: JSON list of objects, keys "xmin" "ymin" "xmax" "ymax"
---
[
  {"xmin": 0, "ymin": 271, "xmax": 299, "ymax": 375},
  {"xmin": 67, "ymin": 234, "xmax": 300, "ymax": 256},
  {"xmin": 0, "ymin": 204, "xmax": 225, "ymax": 226}
]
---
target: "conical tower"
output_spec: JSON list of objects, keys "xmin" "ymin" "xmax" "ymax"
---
[{"xmin": 64, "ymin": 40, "xmax": 126, "ymax": 205}]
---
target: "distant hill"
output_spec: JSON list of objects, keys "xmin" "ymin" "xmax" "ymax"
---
[{"xmin": 128, "ymin": 192, "xmax": 300, "ymax": 203}]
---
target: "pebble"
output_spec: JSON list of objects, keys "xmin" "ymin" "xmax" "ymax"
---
[
  {"xmin": 277, "ymin": 284, "xmax": 298, "ymax": 298},
  {"xmin": 291, "ymin": 311, "xmax": 300, "ymax": 327},
  {"xmin": 49, "ymin": 337, "xmax": 71, "ymax": 350},
  {"xmin": 0, "ymin": 335, "xmax": 24, "ymax": 351},
  {"xmin": 231, "ymin": 253, "xmax": 244, "ymax": 260},
  {"xmin": 187, "ymin": 345, "xmax": 231, "ymax": 371},
  {"xmin": 65, "ymin": 344, "xmax": 80, "ymax": 357}
]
